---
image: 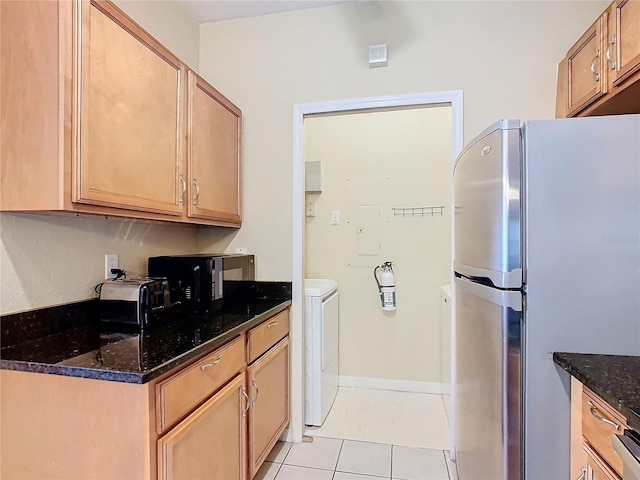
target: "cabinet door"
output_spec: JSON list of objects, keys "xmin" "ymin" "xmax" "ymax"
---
[
  {"xmin": 584, "ymin": 443, "xmax": 621, "ymax": 480},
  {"xmin": 187, "ymin": 71, "xmax": 241, "ymax": 225},
  {"xmin": 611, "ymin": 0, "xmax": 640, "ymax": 86},
  {"xmin": 247, "ymin": 337, "xmax": 290, "ymax": 479},
  {"xmin": 76, "ymin": 0, "xmax": 184, "ymax": 215},
  {"xmin": 568, "ymin": 16, "xmax": 606, "ymax": 115},
  {"xmin": 158, "ymin": 372, "xmax": 248, "ymax": 480}
]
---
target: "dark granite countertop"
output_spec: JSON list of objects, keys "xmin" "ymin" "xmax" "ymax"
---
[
  {"xmin": 1, "ymin": 282, "xmax": 291, "ymax": 384},
  {"xmin": 553, "ymin": 352, "xmax": 640, "ymax": 429}
]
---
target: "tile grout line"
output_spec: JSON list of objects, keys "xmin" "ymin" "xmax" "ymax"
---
[
  {"xmin": 273, "ymin": 460, "xmax": 284, "ymax": 479},
  {"xmin": 441, "ymin": 449, "xmax": 451, "ymax": 480},
  {"xmin": 333, "ymin": 438, "xmax": 345, "ymax": 474},
  {"xmin": 391, "ymin": 444, "xmax": 394, "ymax": 480}
]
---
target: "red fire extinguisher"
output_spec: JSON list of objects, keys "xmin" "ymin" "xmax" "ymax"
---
[{"xmin": 374, "ymin": 261, "xmax": 396, "ymax": 311}]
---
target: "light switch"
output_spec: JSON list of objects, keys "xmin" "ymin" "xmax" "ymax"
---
[{"xmin": 330, "ymin": 210, "xmax": 340, "ymax": 225}]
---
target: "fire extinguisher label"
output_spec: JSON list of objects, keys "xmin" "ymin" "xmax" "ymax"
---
[{"xmin": 381, "ymin": 291, "xmax": 396, "ymax": 309}]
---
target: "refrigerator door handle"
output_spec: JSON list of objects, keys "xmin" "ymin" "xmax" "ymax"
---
[
  {"xmin": 454, "ymin": 261, "xmax": 522, "ymax": 290},
  {"xmin": 455, "ymin": 275, "xmax": 523, "ymax": 311}
]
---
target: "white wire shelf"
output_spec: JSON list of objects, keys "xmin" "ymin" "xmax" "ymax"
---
[{"xmin": 392, "ymin": 206, "xmax": 445, "ymax": 217}]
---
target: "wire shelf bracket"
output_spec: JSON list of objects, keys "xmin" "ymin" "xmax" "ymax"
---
[{"xmin": 392, "ymin": 206, "xmax": 445, "ymax": 217}]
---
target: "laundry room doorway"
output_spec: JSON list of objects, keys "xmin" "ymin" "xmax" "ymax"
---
[{"xmin": 290, "ymin": 91, "xmax": 464, "ymax": 453}]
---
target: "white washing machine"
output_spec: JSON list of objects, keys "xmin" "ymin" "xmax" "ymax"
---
[{"xmin": 304, "ymin": 278, "xmax": 339, "ymax": 426}]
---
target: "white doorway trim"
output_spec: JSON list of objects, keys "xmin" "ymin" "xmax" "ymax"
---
[{"xmin": 290, "ymin": 91, "xmax": 464, "ymax": 445}]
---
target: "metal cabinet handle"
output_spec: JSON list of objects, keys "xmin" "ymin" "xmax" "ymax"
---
[
  {"xmin": 192, "ymin": 179, "xmax": 200, "ymax": 206},
  {"xmin": 606, "ymin": 34, "xmax": 616, "ymax": 70},
  {"xmin": 590, "ymin": 50, "xmax": 600, "ymax": 81},
  {"xmin": 179, "ymin": 174, "xmax": 186, "ymax": 204},
  {"xmin": 200, "ymin": 355, "xmax": 222, "ymax": 370},
  {"xmin": 577, "ymin": 466, "xmax": 586, "ymax": 480},
  {"xmin": 267, "ymin": 320, "xmax": 280, "ymax": 329},
  {"xmin": 241, "ymin": 386, "xmax": 250, "ymax": 417},
  {"xmin": 587, "ymin": 400, "xmax": 620, "ymax": 430},
  {"xmin": 251, "ymin": 379, "xmax": 259, "ymax": 407}
]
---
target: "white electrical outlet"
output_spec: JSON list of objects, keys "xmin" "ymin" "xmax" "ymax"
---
[
  {"xmin": 330, "ymin": 210, "xmax": 340, "ymax": 225},
  {"xmin": 306, "ymin": 199, "xmax": 316, "ymax": 217},
  {"xmin": 105, "ymin": 254, "xmax": 119, "ymax": 279}
]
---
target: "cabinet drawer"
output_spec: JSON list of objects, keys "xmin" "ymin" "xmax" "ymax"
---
[
  {"xmin": 582, "ymin": 388, "xmax": 627, "ymax": 476},
  {"xmin": 156, "ymin": 335, "xmax": 246, "ymax": 433},
  {"xmin": 247, "ymin": 309, "xmax": 289, "ymax": 363}
]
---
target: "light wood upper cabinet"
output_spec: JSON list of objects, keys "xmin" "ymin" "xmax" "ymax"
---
[
  {"xmin": 247, "ymin": 337, "xmax": 290, "ymax": 479},
  {"xmin": 567, "ymin": 16, "xmax": 607, "ymax": 116},
  {"xmin": 187, "ymin": 71, "xmax": 242, "ymax": 225},
  {"xmin": 158, "ymin": 372, "xmax": 248, "ymax": 480},
  {"xmin": 609, "ymin": 0, "xmax": 640, "ymax": 87},
  {"xmin": 0, "ymin": 0, "xmax": 242, "ymax": 227},
  {"xmin": 1, "ymin": 0, "xmax": 68, "ymax": 212},
  {"xmin": 76, "ymin": 0, "xmax": 184, "ymax": 215},
  {"xmin": 557, "ymin": 0, "xmax": 640, "ymax": 118}
]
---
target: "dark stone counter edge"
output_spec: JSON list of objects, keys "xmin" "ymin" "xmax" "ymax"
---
[
  {"xmin": 553, "ymin": 352, "xmax": 633, "ymax": 418},
  {"xmin": 0, "ymin": 300, "xmax": 291, "ymax": 385}
]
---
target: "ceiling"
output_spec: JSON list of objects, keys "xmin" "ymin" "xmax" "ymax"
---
[{"xmin": 177, "ymin": 0, "xmax": 349, "ymax": 23}]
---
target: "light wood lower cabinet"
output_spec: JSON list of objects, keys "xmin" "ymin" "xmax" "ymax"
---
[
  {"xmin": 247, "ymin": 337, "xmax": 290, "ymax": 478},
  {"xmin": 0, "ymin": 309, "xmax": 290, "ymax": 480},
  {"xmin": 158, "ymin": 372, "xmax": 248, "ymax": 480},
  {"xmin": 585, "ymin": 443, "xmax": 620, "ymax": 480},
  {"xmin": 570, "ymin": 378, "xmax": 626, "ymax": 480}
]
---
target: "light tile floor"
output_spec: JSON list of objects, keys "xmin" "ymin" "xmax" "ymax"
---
[
  {"xmin": 305, "ymin": 388, "xmax": 451, "ymax": 450},
  {"xmin": 255, "ymin": 438, "xmax": 459, "ymax": 480},
  {"xmin": 254, "ymin": 388, "xmax": 457, "ymax": 480}
]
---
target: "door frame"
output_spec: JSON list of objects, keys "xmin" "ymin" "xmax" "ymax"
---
[{"xmin": 290, "ymin": 91, "xmax": 464, "ymax": 450}]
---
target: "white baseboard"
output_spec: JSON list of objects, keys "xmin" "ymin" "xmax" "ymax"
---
[{"xmin": 338, "ymin": 375, "xmax": 451, "ymax": 395}]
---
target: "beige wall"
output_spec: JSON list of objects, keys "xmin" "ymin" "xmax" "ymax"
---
[
  {"xmin": 113, "ymin": 0, "xmax": 199, "ymax": 70},
  {"xmin": 0, "ymin": 1, "xmax": 201, "ymax": 315},
  {"xmin": 198, "ymin": 1, "xmax": 608, "ymax": 280},
  {"xmin": 0, "ymin": 215, "xmax": 199, "ymax": 314},
  {"xmin": 305, "ymin": 107, "xmax": 452, "ymax": 383}
]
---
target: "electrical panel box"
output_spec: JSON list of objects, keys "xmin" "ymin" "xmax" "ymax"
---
[{"xmin": 305, "ymin": 161, "xmax": 322, "ymax": 193}]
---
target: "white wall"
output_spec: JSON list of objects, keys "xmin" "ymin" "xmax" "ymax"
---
[
  {"xmin": 197, "ymin": 1, "xmax": 608, "ymax": 280},
  {"xmin": 304, "ymin": 107, "xmax": 452, "ymax": 384},
  {"xmin": 0, "ymin": 0, "xmax": 201, "ymax": 315}
]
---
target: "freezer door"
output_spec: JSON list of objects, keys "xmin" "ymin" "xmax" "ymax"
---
[
  {"xmin": 453, "ymin": 120, "xmax": 522, "ymax": 288},
  {"xmin": 455, "ymin": 276, "xmax": 523, "ymax": 480}
]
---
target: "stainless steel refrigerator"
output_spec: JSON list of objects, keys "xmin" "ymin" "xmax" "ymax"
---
[{"xmin": 453, "ymin": 115, "xmax": 640, "ymax": 480}]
